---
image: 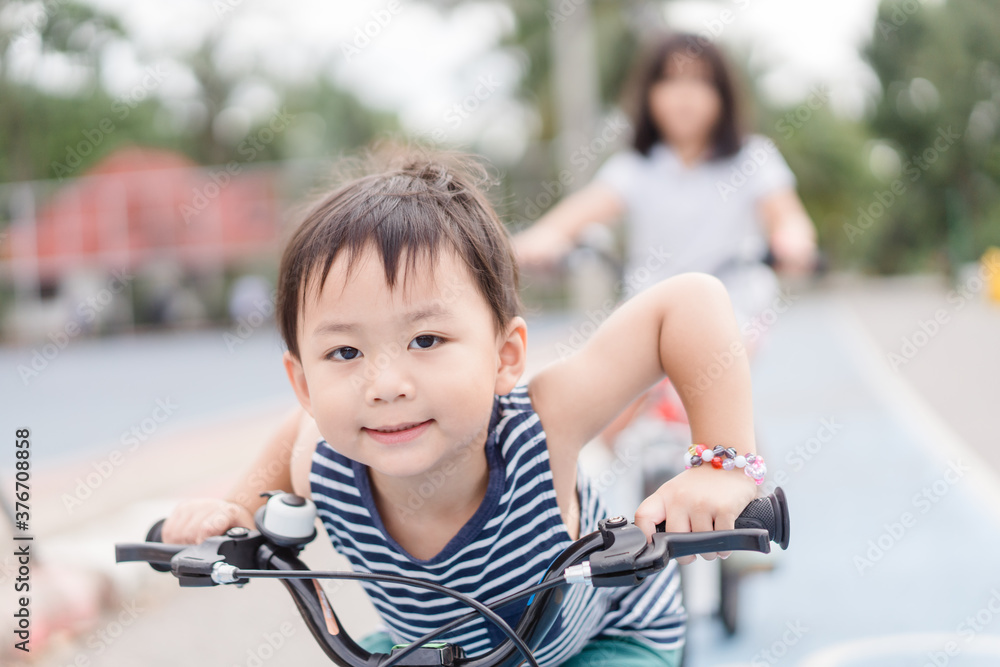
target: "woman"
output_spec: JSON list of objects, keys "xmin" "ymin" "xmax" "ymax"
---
[{"xmin": 513, "ymin": 31, "xmax": 817, "ymax": 465}]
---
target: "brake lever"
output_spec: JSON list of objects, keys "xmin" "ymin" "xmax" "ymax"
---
[
  {"xmin": 586, "ymin": 517, "xmax": 648, "ymax": 587},
  {"xmin": 169, "ymin": 528, "xmax": 266, "ymax": 587},
  {"xmin": 115, "ymin": 526, "xmax": 266, "ymax": 587},
  {"xmin": 563, "ymin": 518, "xmax": 771, "ymax": 588},
  {"xmin": 633, "ymin": 528, "xmax": 770, "ymax": 579}
]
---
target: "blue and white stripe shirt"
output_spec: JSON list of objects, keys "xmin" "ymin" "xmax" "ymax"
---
[{"xmin": 309, "ymin": 384, "xmax": 686, "ymax": 664}]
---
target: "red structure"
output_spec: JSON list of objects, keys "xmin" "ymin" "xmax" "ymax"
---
[{"xmin": 12, "ymin": 146, "xmax": 281, "ymax": 283}]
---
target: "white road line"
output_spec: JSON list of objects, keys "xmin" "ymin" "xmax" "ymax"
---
[
  {"xmin": 831, "ymin": 296, "xmax": 1000, "ymax": 525},
  {"xmin": 799, "ymin": 633, "xmax": 1000, "ymax": 666}
]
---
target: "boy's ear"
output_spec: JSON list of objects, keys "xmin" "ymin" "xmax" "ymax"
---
[
  {"xmin": 495, "ymin": 316, "xmax": 527, "ymax": 395},
  {"xmin": 282, "ymin": 350, "xmax": 314, "ymax": 417}
]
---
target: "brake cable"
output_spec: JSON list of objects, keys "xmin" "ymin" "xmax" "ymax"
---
[
  {"xmin": 382, "ymin": 576, "xmax": 567, "ymax": 667},
  {"xmin": 230, "ymin": 568, "xmax": 541, "ymax": 667}
]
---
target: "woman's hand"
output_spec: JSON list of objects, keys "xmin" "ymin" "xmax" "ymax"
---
[
  {"xmin": 633, "ymin": 463, "xmax": 759, "ymax": 564},
  {"xmin": 758, "ymin": 188, "xmax": 818, "ymax": 277},
  {"xmin": 511, "ymin": 225, "xmax": 573, "ymax": 269},
  {"xmin": 161, "ymin": 498, "xmax": 255, "ymax": 545},
  {"xmin": 770, "ymin": 219, "xmax": 817, "ymax": 276}
]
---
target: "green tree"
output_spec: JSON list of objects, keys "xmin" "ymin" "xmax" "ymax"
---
[
  {"xmin": 0, "ymin": 3, "xmax": 399, "ymax": 183},
  {"xmin": 863, "ymin": 0, "xmax": 1000, "ymax": 272}
]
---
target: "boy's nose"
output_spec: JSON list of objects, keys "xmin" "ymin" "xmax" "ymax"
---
[{"xmin": 363, "ymin": 356, "xmax": 416, "ymax": 404}]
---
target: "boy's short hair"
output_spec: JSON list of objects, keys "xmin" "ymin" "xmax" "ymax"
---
[{"xmin": 276, "ymin": 141, "xmax": 523, "ymax": 360}]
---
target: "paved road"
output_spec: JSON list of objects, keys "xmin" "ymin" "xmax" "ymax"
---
[
  {"xmin": 684, "ymin": 284, "xmax": 1000, "ymax": 667},
  {"xmin": 835, "ymin": 274, "xmax": 999, "ymax": 472},
  {"xmin": 6, "ymin": 278, "xmax": 1000, "ymax": 666}
]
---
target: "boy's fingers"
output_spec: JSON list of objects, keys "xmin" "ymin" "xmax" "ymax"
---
[
  {"xmin": 633, "ymin": 495, "xmax": 665, "ymax": 542},
  {"xmin": 714, "ymin": 511, "xmax": 737, "ymax": 560},
  {"xmin": 690, "ymin": 511, "xmax": 716, "ymax": 562},
  {"xmin": 162, "ymin": 510, "xmax": 193, "ymax": 544},
  {"xmin": 661, "ymin": 511, "xmax": 695, "ymax": 565}
]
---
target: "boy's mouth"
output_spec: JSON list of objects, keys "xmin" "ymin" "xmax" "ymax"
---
[
  {"xmin": 363, "ymin": 419, "xmax": 433, "ymax": 444},
  {"xmin": 371, "ymin": 421, "xmax": 424, "ymax": 433}
]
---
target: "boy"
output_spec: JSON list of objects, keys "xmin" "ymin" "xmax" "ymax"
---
[{"xmin": 164, "ymin": 144, "xmax": 760, "ymax": 666}]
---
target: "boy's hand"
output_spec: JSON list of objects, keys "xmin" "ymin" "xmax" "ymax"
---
[
  {"xmin": 633, "ymin": 464, "xmax": 758, "ymax": 564},
  {"xmin": 161, "ymin": 499, "xmax": 255, "ymax": 545}
]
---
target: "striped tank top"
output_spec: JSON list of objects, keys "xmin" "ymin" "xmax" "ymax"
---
[{"xmin": 309, "ymin": 384, "xmax": 686, "ymax": 664}]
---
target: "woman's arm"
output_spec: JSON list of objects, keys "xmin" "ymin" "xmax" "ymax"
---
[
  {"xmin": 529, "ymin": 273, "xmax": 758, "ymax": 561},
  {"xmin": 511, "ymin": 181, "xmax": 625, "ymax": 267},
  {"xmin": 758, "ymin": 187, "xmax": 818, "ymax": 276}
]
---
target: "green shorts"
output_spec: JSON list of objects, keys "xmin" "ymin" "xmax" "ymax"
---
[{"xmin": 358, "ymin": 630, "xmax": 683, "ymax": 667}]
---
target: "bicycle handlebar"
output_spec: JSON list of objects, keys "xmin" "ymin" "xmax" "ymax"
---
[{"xmin": 115, "ymin": 488, "xmax": 790, "ymax": 667}]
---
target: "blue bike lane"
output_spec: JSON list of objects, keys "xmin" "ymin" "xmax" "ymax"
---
[{"xmin": 684, "ymin": 292, "xmax": 1000, "ymax": 667}]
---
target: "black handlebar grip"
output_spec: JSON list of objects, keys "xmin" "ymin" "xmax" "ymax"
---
[
  {"xmin": 654, "ymin": 487, "xmax": 790, "ymax": 550},
  {"xmin": 145, "ymin": 518, "xmax": 173, "ymax": 572},
  {"xmin": 734, "ymin": 487, "xmax": 789, "ymax": 550}
]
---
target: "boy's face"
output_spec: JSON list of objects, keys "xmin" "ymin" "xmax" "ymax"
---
[{"xmin": 283, "ymin": 244, "xmax": 525, "ymax": 481}]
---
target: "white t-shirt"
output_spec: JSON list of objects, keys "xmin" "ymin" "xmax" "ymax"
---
[{"xmin": 592, "ymin": 133, "xmax": 796, "ymax": 324}]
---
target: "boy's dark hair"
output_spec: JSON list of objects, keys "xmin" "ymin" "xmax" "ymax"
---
[
  {"xmin": 624, "ymin": 31, "xmax": 744, "ymax": 159},
  {"xmin": 276, "ymin": 141, "xmax": 523, "ymax": 360}
]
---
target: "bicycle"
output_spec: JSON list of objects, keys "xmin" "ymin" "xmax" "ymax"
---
[{"xmin": 115, "ymin": 487, "xmax": 790, "ymax": 667}]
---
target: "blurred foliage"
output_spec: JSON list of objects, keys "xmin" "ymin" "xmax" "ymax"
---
[
  {"xmin": 503, "ymin": 0, "xmax": 638, "ymax": 145},
  {"xmin": 2, "ymin": 0, "xmax": 998, "ymax": 277},
  {"xmin": 860, "ymin": 0, "xmax": 1000, "ymax": 272},
  {"xmin": 763, "ymin": 107, "xmax": 880, "ymax": 272},
  {"xmin": 0, "ymin": 0, "xmax": 127, "ymax": 181},
  {"xmin": 0, "ymin": 0, "xmax": 397, "ymax": 183}
]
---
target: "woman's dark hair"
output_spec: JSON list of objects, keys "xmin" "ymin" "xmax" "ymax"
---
[
  {"xmin": 276, "ymin": 140, "xmax": 523, "ymax": 360},
  {"xmin": 624, "ymin": 31, "xmax": 744, "ymax": 159}
]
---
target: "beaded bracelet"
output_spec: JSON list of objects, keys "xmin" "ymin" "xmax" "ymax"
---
[{"xmin": 685, "ymin": 444, "xmax": 767, "ymax": 485}]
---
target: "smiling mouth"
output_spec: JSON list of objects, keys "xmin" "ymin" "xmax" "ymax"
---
[{"xmin": 367, "ymin": 420, "xmax": 431, "ymax": 433}]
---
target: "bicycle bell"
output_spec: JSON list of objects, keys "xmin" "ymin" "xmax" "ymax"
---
[{"xmin": 255, "ymin": 490, "xmax": 318, "ymax": 547}]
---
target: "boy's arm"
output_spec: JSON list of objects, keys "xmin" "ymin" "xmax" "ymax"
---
[
  {"xmin": 161, "ymin": 404, "xmax": 302, "ymax": 544},
  {"xmin": 223, "ymin": 404, "xmax": 302, "ymax": 513},
  {"xmin": 529, "ymin": 272, "xmax": 758, "ymax": 559}
]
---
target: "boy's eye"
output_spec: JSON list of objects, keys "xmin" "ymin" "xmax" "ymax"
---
[
  {"xmin": 409, "ymin": 335, "xmax": 442, "ymax": 350},
  {"xmin": 327, "ymin": 346, "xmax": 361, "ymax": 361}
]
